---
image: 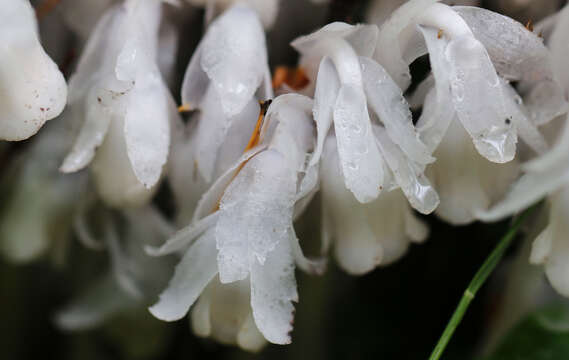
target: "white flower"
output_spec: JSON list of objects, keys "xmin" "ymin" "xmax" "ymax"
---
[
  {"xmin": 477, "ymin": 4, "xmax": 569, "ymax": 296},
  {"xmin": 379, "ymin": 1, "xmax": 566, "ymax": 164},
  {"xmin": 320, "ymin": 135, "xmax": 429, "ymax": 275},
  {"xmin": 148, "ymin": 95, "xmax": 323, "ymax": 346},
  {"xmin": 426, "ymin": 120, "xmax": 520, "ymax": 225},
  {"xmin": 191, "ymin": 277, "xmax": 266, "ymax": 352},
  {"xmin": 55, "ymin": 206, "xmax": 175, "ymax": 330},
  {"xmin": 179, "ymin": 4, "xmax": 273, "ymax": 183},
  {"xmin": 0, "ymin": 118, "xmax": 87, "ymax": 264},
  {"xmin": 60, "ymin": 0, "xmax": 177, "ymax": 208},
  {"xmin": 168, "ymin": 100, "xmax": 262, "ymax": 224},
  {"xmin": 292, "ymin": 22, "xmax": 437, "ymax": 211},
  {"xmin": 0, "ymin": 0, "xmax": 67, "ymax": 141}
]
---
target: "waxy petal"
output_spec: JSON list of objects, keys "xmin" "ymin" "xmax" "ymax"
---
[
  {"xmin": 149, "ymin": 228, "xmax": 218, "ymax": 321},
  {"xmin": 333, "ymin": 85, "xmax": 384, "ymax": 203}
]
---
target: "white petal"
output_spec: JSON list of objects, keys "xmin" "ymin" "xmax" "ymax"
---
[
  {"xmin": 374, "ymin": 126, "xmax": 439, "ymax": 214},
  {"xmin": 0, "ymin": 0, "xmax": 67, "ymax": 141},
  {"xmin": 250, "ymin": 235, "xmax": 297, "ymax": 345},
  {"xmin": 477, "ymin": 168, "xmax": 569, "ymax": 221},
  {"xmin": 374, "ymin": 0, "xmax": 438, "ymax": 89},
  {"xmin": 289, "ymin": 230, "xmax": 326, "ymax": 275},
  {"xmin": 216, "ymin": 150, "xmax": 296, "ymax": 283},
  {"xmin": 190, "ymin": 284, "xmax": 212, "ymax": 337},
  {"xmin": 124, "ymin": 82, "xmax": 170, "ymax": 188},
  {"xmin": 55, "ymin": 276, "xmax": 135, "ymax": 330},
  {"xmin": 445, "ymin": 34, "xmax": 517, "ymax": 163},
  {"xmin": 333, "ymin": 85, "xmax": 383, "ymax": 203},
  {"xmin": 453, "ymin": 6, "xmax": 553, "ymax": 83},
  {"xmin": 60, "ymin": 89, "xmax": 112, "ymax": 173},
  {"xmin": 407, "ymin": 73, "xmax": 434, "ymax": 110},
  {"xmin": 192, "ymin": 146, "xmax": 267, "ymax": 223},
  {"xmin": 320, "ymin": 139, "xmax": 384, "ymax": 274},
  {"xmin": 501, "ymin": 80, "xmax": 548, "ymax": 155},
  {"xmin": 149, "ymin": 228, "xmax": 218, "ymax": 321},
  {"xmin": 237, "ymin": 312, "xmax": 267, "ymax": 352},
  {"xmin": 524, "ymin": 114, "xmax": 569, "ymax": 173},
  {"xmin": 145, "ymin": 212, "xmax": 220, "ymax": 256},
  {"xmin": 360, "ymin": 56, "xmax": 433, "ymax": 165},
  {"xmin": 291, "ymin": 22, "xmax": 378, "ymax": 58},
  {"xmin": 404, "ymin": 209, "xmax": 429, "ymax": 243},
  {"xmin": 310, "ymin": 57, "xmax": 340, "ymax": 167},
  {"xmin": 180, "ymin": 41, "xmax": 209, "ymax": 109},
  {"xmin": 416, "ymin": 26, "xmax": 455, "ymax": 153},
  {"xmin": 200, "ymin": 5, "xmax": 267, "ymax": 116},
  {"xmin": 530, "ymin": 225, "xmax": 552, "ymax": 265}
]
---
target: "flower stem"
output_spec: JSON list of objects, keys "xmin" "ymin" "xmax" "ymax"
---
[{"xmin": 428, "ymin": 206, "xmax": 536, "ymax": 360}]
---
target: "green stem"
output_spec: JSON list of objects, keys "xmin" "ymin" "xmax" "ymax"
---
[{"xmin": 428, "ymin": 206, "xmax": 536, "ymax": 360}]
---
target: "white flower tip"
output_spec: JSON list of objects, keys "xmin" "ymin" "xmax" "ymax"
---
[{"xmin": 148, "ymin": 302, "xmax": 186, "ymax": 322}]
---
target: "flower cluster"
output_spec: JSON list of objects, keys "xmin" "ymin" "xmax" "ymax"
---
[{"xmin": 2, "ymin": 0, "xmax": 569, "ymax": 353}]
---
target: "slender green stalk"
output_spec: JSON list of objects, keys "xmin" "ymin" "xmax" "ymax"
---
[{"xmin": 428, "ymin": 206, "xmax": 536, "ymax": 360}]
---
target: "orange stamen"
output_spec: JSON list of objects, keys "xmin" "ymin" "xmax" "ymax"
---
[
  {"xmin": 272, "ymin": 66, "xmax": 310, "ymax": 91},
  {"xmin": 525, "ymin": 19, "xmax": 534, "ymax": 32},
  {"xmin": 178, "ymin": 103, "xmax": 193, "ymax": 113},
  {"xmin": 35, "ymin": 0, "xmax": 62, "ymax": 20},
  {"xmin": 212, "ymin": 100, "xmax": 272, "ymax": 212},
  {"xmin": 437, "ymin": 29, "xmax": 444, "ymax": 39}
]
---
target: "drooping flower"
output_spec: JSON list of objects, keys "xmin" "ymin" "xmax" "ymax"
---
[
  {"xmin": 148, "ymin": 95, "xmax": 323, "ymax": 347},
  {"xmin": 191, "ymin": 276, "xmax": 267, "ymax": 352},
  {"xmin": 60, "ymin": 0, "xmax": 178, "ymax": 208},
  {"xmin": 320, "ymin": 135, "xmax": 429, "ymax": 275},
  {"xmin": 292, "ymin": 22, "xmax": 438, "ymax": 212},
  {"xmin": 477, "ymin": 4, "xmax": 569, "ymax": 296},
  {"xmin": 179, "ymin": 4, "xmax": 273, "ymax": 183},
  {"xmin": 0, "ymin": 0, "xmax": 67, "ymax": 141},
  {"xmin": 0, "ymin": 116, "xmax": 87, "ymax": 264},
  {"xmin": 55, "ymin": 206, "xmax": 175, "ymax": 330},
  {"xmin": 377, "ymin": 1, "xmax": 566, "ymax": 164}
]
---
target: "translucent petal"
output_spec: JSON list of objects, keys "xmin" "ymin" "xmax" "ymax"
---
[
  {"xmin": 477, "ymin": 168, "xmax": 569, "ymax": 221},
  {"xmin": 124, "ymin": 82, "xmax": 170, "ymax": 188},
  {"xmin": 145, "ymin": 212, "xmax": 220, "ymax": 256},
  {"xmin": 360, "ymin": 56, "xmax": 434, "ymax": 164},
  {"xmin": 180, "ymin": 42, "xmax": 209, "ymax": 110},
  {"xmin": 237, "ymin": 312, "xmax": 267, "ymax": 352},
  {"xmin": 416, "ymin": 27, "xmax": 455, "ymax": 153},
  {"xmin": 454, "ymin": 6, "xmax": 553, "ymax": 83},
  {"xmin": 309, "ymin": 57, "xmax": 340, "ymax": 167},
  {"xmin": 55, "ymin": 276, "xmax": 135, "ymax": 330},
  {"xmin": 333, "ymin": 85, "xmax": 383, "ymax": 203},
  {"xmin": 291, "ymin": 22, "xmax": 378, "ymax": 58},
  {"xmin": 445, "ymin": 34, "xmax": 517, "ymax": 163},
  {"xmin": 374, "ymin": 126, "xmax": 439, "ymax": 214},
  {"xmin": 216, "ymin": 150, "xmax": 296, "ymax": 283},
  {"xmin": 501, "ymin": 80, "xmax": 548, "ymax": 155},
  {"xmin": 524, "ymin": 115, "xmax": 569, "ymax": 173},
  {"xmin": 148, "ymin": 228, "xmax": 218, "ymax": 321},
  {"xmin": 192, "ymin": 146, "xmax": 267, "ymax": 223},
  {"xmin": 60, "ymin": 90, "xmax": 112, "ymax": 173},
  {"xmin": 530, "ymin": 225, "xmax": 552, "ymax": 265},
  {"xmin": 250, "ymin": 235, "xmax": 297, "ymax": 345},
  {"xmin": 289, "ymin": 230, "xmax": 326, "ymax": 275},
  {"xmin": 200, "ymin": 5, "xmax": 267, "ymax": 116},
  {"xmin": 374, "ymin": 0, "xmax": 437, "ymax": 89}
]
